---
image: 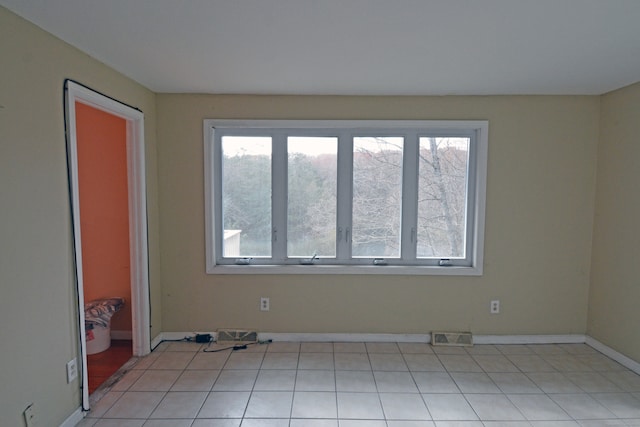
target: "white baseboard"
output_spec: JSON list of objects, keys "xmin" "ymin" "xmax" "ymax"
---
[
  {"xmin": 150, "ymin": 331, "xmax": 639, "ymax": 374},
  {"xmin": 59, "ymin": 407, "xmax": 84, "ymax": 427},
  {"xmin": 260, "ymin": 332, "xmax": 432, "ymax": 343},
  {"xmin": 585, "ymin": 336, "xmax": 640, "ymax": 375},
  {"xmin": 473, "ymin": 334, "xmax": 586, "ymax": 345},
  {"xmin": 154, "ymin": 331, "xmax": 584, "ymax": 345}
]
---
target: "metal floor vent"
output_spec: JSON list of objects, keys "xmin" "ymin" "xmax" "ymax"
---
[
  {"xmin": 216, "ymin": 329, "xmax": 258, "ymax": 345},
  {"xmin": 432, "ymin": 331, "xmax": 473, "ymax": 347}
]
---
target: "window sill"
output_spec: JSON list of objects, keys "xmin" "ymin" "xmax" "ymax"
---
[{"xmin": 207, "ymin": 264, "xmax": 483, "ymax": 276}]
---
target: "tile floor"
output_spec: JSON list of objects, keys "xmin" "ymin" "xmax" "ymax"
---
[{"xmin": 78, "ymin": 341, "xmax": 640, "ymax": 426}]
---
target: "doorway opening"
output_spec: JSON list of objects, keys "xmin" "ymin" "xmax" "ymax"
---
[{"xmin": 65, "ymin": 80, "xmax": 150, "ymax": 410}]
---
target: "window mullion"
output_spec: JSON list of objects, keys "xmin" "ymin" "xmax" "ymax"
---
[
  {"xmin": 401, "ymin": 133, "xmax": 419, "ymax": 260},
  {"xmin": 271, "ymin": 132, "xmax": 287, "ymax": 262},
  {"xmin": 336, "ymin": 131, "xmax": 353, "ymax": 261}
]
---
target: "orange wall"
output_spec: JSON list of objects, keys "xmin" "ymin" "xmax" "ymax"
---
[{"xmin": 76, "ymin": 102, "xmax": 132, "ymax": 332}]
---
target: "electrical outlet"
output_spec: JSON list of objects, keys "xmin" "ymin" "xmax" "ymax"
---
[
  {"xmin": 66, "ymin": 358, "xmax": 77, "ymax": 383},
  {"xmin": 490, "ymin": 300, "xmax": 500, "ymax": 314},
  {"xmin": 24, "ymin": 404, "xmax": 36, "ymax": 427},
  {"xmin": 260, "ymin": 297, "xmax": 270, "ymax": 311}
]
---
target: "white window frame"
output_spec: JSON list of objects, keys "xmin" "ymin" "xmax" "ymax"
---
[{"xmin": 204, "ymin": 120, "xmax": 488, "ymax": 275}]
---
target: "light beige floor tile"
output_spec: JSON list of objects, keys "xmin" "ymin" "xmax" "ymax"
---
[
  {"xmin": 95, "ymin": 420, "xmax": 146, "ymax": 427},
  {"xmin": 565, "ymin": 372, "xmax": 622, "ymax": 392},
  {"xmin": 432, "ymin": 422, "xmax": 482, "ymax": 427},
  {"xmin": 366, "ymin": 342, "xmax": 401, "ymax": 353},
  {"xmin": 337, "ymin": 392, "xmax": 384, "ymax": 419},
  {"xmin": 464, "ymin": 394, "xmax": 526, "ymax": 421},
  {"xmin": 111, "ymin": 370, "xmax": 145, "ymax": 391},
  {"xmin": 369, "ymin": 353, "xmax": 408, "ymax": 371},
  {"xmin": 549, "ymin": 393, "xmax": 616, "ymax": 419},
  {"xmin": 413, "ymin": 372, "xmax": 460, "ymax": 393},
  {"xmin": 472, "ymin": 355, "xmax": 519, "ymax": 373},
  {"xmin": 496, "ymin": 345, "xmax": 534, "ymax": 355},
  {"xmin": 254, "ymin": 369, "xmax": 296, "ymax": 391},
  {"xmin": 526, "ymin": 372, "xmax": 583, "ymax": 394},
  {"xmin": 334, "ymin": 342, "xmax": 367, "ymax": 353},
  {"xmin": 224, "ymin": 352, "xmax": 264, "ymax": 369},
  {"xmin": 266, "ymin": 342, "xmax": 300, "ymax": 353},
  {"xmin": 298, "ymin": 352, "xmax": 334, "ymax": 370},
  {"xmin": 244, "ymin": 391, "xmax": 293, "ymax": 418},
  {"xmin": 197, "ymin": 391, "xmax": 250, "ymax": 418},
  {"xmin": 149, "ymin": 391, "xmax": 208, "ymax": 418},
  {"xmin": 604, "ymin": 370, "xmax": 640, "ymax": 392},
  {"xmin": 301, "ymin": 342, "xmax": 334, "ymax": 352},
  {"xmin": 388, "ymin": 421, "xmax": 436, "ymax": 427},
  {"xmin": 164, "ymin": 341, "xmax": 203, "ymax": 352},
  {"xmin": 149, "ymin": 351, "xmax": 195, "ymax": 370},
  {"xmin": 291, "ymin": 391, "xmax": 338, "ymax": 418},
  {"xmin": 399, "ymin": 343, "xmax": 434, "ymax": 354},
  {"xmin": 438, "ymin": 355, "xmax": 482, "ymax": 372},
  {"xmin": 103, "ymin": 391, "xmax": 166, "ymax": 419},
  {"xmin": 191, "ymin": 418, "xmax": 241, "ymax": 426},
  {"xmin": 295, "ymin": 369, "xmax": 336, "ymax": 391},
  {"xmin": 339, "ymin": 420, "xmax": 387, "ymax": 427},
  {"xmin": 432, "ymin": 346, "xmax": 468, "ymax": 355},
  {"xmin": 129, "ymin": 370, "xmax": 181, "ymax": 391},
  {"xmin": 507, "ymin": 355, "xmax": 556, "ymax": 373},
  {"xmin": 591, "ymin": 392, "xmax": 640, "ymax": 418},
  {"xmin": 86, "ymin": 391, "xmax": 124, "ymax": 418},
  {"xmin": 404, "ymin": 354, "xmax": 446, "ymax": 372},
  {"xmin": 334, "ymin": 353, "xmax": 371, "ymax": 370},
  {"xmin": 240, "ymin": 419, "xmax": 289, "ymax": 427},
  {"xmin": 170, "ymin": 369, "xmax": 219, "ymax": 391},
  {"xmin": 143, "ymin": 420, "xmax": 193, "ymax": 427},
  {"xmin": 374, "ymin": 370, "xmax": 418, "ymax": 392},
  {"xmin": 422, "ymin": 393, "xmax": 478, "ymax": 421},
  {"xmin": 187, "ymin": 352, "xmax": 230, "ymax": 370},
  {"xmin": 336, "ymin": 370, "xmax": 377, "ymax": 392},
  {"xmin": 213, "ymin": 370, "xmax": 258, "ymax": 391},
  {"xmin": 507, "ymin": 394, "xmax": 571, "ymax": 421},
  {"xmin": 465, "ymin": 345, "xmax": 501, "ymax": 355},
  {"xmin": 260, "ymin": 352, "xmax": 299, "ymax": 369},
  {"xmin": 450, "ymin": 372, "xmax": 501, "ymax": 394},
  {"xmin": 379, "ymin": 392, "xmax": 431, "ymax": 420},
  {"xmin": 488, "ymin": 372, "xmax": 542, "ymax": 393},
  {"xmin": 290, "ymin": 420, "xmax": 338, "ymax": 427}
]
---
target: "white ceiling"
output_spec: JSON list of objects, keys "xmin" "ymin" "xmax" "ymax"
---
[{"xmin": 3, "ymin": 0, "xmax": 640, "ymax": 95}]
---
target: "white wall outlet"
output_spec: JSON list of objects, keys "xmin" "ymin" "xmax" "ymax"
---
[
  {"xmin": 260, "ymin": 297, "xmax": 270, "ymax": 311},
  {"xmin": 24, "ymin": 403, "xmax": 37, "ymax": 427},
  {"xmin": 66, "ymin": 358, "xmax": 77, "ymax": 383},
  {"xmin": 490, "ymin": 300, "xmax": 500, "ymax": 314}
]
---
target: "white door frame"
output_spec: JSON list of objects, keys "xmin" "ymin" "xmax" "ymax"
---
[{"xmin": 64, "ymin": 80, "xmax": 150, "ymax": 410}]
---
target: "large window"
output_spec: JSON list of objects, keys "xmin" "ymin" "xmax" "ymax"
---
[{"xmin": 205, "ymin": 120, "xmax": 488, "ymax": 275}]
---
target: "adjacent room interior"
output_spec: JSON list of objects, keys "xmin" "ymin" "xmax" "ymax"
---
[{"xmin": 1, "ymin": 1, "xmax": 639, "ymax": 425}]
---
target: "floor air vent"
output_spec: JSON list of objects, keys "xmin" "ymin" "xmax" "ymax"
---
[
  {"xmin": 216, "ymin": 329, "xmax": 258, "ymax": 345},
  {"xmin": 432, "ymin": 331, "xmax": 473, "ymax": 347}
]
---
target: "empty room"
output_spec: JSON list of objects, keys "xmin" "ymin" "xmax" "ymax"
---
[{"xmin": 1, "ymin": 1, "xmax": 639, "ymax": 426}]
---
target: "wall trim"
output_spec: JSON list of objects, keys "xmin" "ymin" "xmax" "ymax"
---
[
  {"xmin": 59, "ymin": 407, "xmax": 84, "ymax": 427},
  {"xmin": 152, "ymin": 331, "xmax": 584, "ymax": 345},
  {"xmin": 473, "ymin": 334, "xmax": 586, "ymax": 345},
  {"xmin": 585, "ymin": 336, "xmax": 640, "ymax": 375},
  {"xmin": 151, "ymin": 331, "xmax": 639, "ymax": 374}
]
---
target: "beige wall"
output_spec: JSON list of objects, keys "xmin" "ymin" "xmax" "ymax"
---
[
  {"xmin": 0, "ymin": 7, "xmax": 160, "ymax": 425},
  {"xmin": 157, "ymin": 94, "xmax": 599, "ymax": 336},
  {"xmin": 588, "ymin": 81, "xmax": 640, "ymax": 362}
]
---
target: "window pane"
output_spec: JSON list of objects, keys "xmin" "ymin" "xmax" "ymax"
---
[
  {"xmin": 352, "ymin": 137, "xmax": 403, "ymax": 258},
  {"xmin": 287, "ymin": 137, "xmax": 337, "ymax": 257},
  {"xmin": 221, "ymin": 136, "xmax": 272, "ymax": 257},
  {"xmin": 417, "ymin": 137, "xmax": 469, "ymax": 258}
]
